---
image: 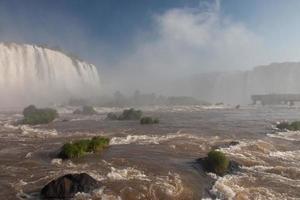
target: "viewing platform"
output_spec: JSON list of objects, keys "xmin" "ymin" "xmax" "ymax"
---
[{"xmin": 251, "ymin": 94, "xmax": 300, "ymax": 105}]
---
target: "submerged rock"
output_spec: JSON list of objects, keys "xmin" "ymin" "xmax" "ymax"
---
[{"xmin": 41, "ymin": 173, "xmax": 100, "ymax": 199}]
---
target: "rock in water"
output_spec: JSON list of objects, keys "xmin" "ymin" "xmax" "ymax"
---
[{"xmin": 41, "ymin": 173, "xmax": 100, "ymax": 199}]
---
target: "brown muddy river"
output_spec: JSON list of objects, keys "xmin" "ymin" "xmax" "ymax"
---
[{"xmin": 0, "ymin": 105, "xmax": 299, "ymax": 200}]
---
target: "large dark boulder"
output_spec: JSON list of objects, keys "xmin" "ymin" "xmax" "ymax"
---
[{"xmin": 41, "ymin": 173, "xmax": 100, "ymax": 199}]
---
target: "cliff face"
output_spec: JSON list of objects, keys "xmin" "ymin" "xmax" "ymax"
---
[
  {"xmin": 190, "ymin": 62, "xmax": 300, "ymax": 104},
  {"xmin": 0, "ymin": 43, "xmax": 101, "ymax": 107}
]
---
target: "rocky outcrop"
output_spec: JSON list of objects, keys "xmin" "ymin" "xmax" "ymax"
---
[{"xmin": 41, "ymin": 173, "xmax": 100, "ymax": 199}]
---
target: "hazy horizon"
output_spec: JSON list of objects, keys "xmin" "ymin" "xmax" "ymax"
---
[{"xmin": 1, "ymin": 0, "xmax": 300, "ymax": 105}]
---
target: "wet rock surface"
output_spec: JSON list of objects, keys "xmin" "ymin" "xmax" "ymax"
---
[{"xmin": 40, "ymin": 173, "xmax": 101, "ymax": 199}]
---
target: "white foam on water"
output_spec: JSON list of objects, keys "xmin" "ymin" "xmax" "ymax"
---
[
  {"xmin": 20, "ymin": 125, "xmax": 58, "ymax": 137},
  {"xmin": 210, "ymin": 175, "xmax": 237, "ymax": 200},
  {"xmin": 269, "ymin": 150, "xmax": 300, "ymax": 162},
  {"xmin": 3, "ymin": 122, "xmax": 20, "ymax": 130},
  {"xmin": 51, "ymin": 158, "xmax": 62, "ymax": 165},
  {"xmin": 25, "ymin": 152, "xmax": 32, "ymax": 159},
  {"xmin": 151, "ymin": 172, "xmax": 183, "ymax": 197},
  {"xmin": 74, "ymin": 187, "xmax": 122, "ymax": 200},
  {"xmin": 147, "ymin": 173, "xmax": 184, "ymax": 199},
  {"xmin": 107, "ymin": 166, "xmax": 150, "ymax": 181},
  {"xmin": 3, "ymin": 123, "xmax": 58, "ymax": 138},
  {"xmin": 94, "ymin": 107, "xmax": 124, "ymax": 114},
  {"xmin": 243, "ymin": 165, "xmax": 300, "ymax": 187},
  {"xmin": 267, "ymin": 131, "xmax": 300, "ymax": 141},
  {"xmin": 110, "ymin": 132, "xmax": 201, "ymax": 145}
]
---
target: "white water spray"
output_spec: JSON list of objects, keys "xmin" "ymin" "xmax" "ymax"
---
[{"xmin": 0, "ymin": 43, "xmax": 100, "ymax": 108}]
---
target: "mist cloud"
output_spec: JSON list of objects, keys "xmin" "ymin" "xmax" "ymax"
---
[{"xmin": 105, "ymin": 0, "xmax": 266, "ymax": 94}]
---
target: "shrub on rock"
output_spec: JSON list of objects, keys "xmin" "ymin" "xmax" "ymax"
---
[
  {"xmin": 22, "ymin": 105, "xmax": 58, "ymax": 125},
  {"xmin": 276, "ymin": 121, "xmax": 290, "ymax": 130},
  {"xmin": 204, "ymin": 150, "xmax": 229, "ymax": 176},
  {"xmin": 88, "ymin": 137, "xmax": 110, "ymax": 152},
  {"xmin": 106, "ymin": 112, "xmax": 118, "ymax": 120},
  {"xmin": 289, "ymin": 121, "xmax": 300, "ymax": 131},
  {"xmin": 73, "ymin": 106, "xmax": 97, "ymax": 115},
  {"xmin": 118, "ymin": 108, "xmax": 142, "ymax": 120},
  {"xmin": 276, "ymin": 121, "xmax": 300, "ymax": 131},
  {"xmin": 140, "ymin": 117, "xmax": 159, "ymax": 124},
  {"xmin": 58, "ymin": 137, "xmax": 110, "ymax": 159}
]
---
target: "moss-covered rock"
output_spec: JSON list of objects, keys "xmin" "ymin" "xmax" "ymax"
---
[
  {"xmin": 289, "ymin": 121, "xmax": 300, "ymax": 131},
  {"xmin": 276, "ymin": 121, "xmax": 300, "ymax": 131},
  {"xmin": 140, "ymin": 117, "xmax": 159, "ymax": 124},
  {"xmin": 106, "ymin": 108, "xmax": 143, "ymax": 121},
  {"xmin": 276, "ymin": 121, "xmax": 290, "ymax": 130},
  {"xmin": 73, "ymin": 106, "xmax": 97, "ymax": 115},
  {"xmin": 106, "ymin": 112, "xmax": 118, "ymax": 120},
  {"xmin": 58, "ymin": 137, "xmax": 109, "ymax": 159},
  {"xmin": 118, "ymin": 108, "xmax": 142, "ymax": 120},
  {"xmin": 203, "ymin": 150, "xmax": 229, "ymax": 176},
  {"xmin": 22, "ymin": 105, "xmax": 58, "ymax": 125}
]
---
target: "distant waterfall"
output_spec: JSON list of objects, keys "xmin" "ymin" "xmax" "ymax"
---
[
  {"xmin": 0, "ymin": 43, "xmax": 100, "ymax": 108},
  {"xmin": 197, "ymin": 62, "xmax": 300, "ymax": 104}
]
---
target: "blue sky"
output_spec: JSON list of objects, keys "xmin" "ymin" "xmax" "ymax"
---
[{"xmin": 0, "ymin": 0, "xmax": 300, "ymax": 72}]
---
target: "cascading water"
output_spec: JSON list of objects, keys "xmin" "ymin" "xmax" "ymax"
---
[
  {"xmin": 0, "ymin": 43, "xmax": 101, "ymax": 108},
  {"xmin": 188, "ymin": 62, "xmax": 300, "ymax": 104}
]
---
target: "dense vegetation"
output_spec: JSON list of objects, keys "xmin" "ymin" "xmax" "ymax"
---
[
  {"xmin": 203, "ymin": 150, "xmax": 229, "ymax": 176},
  {"xmin": 58, "ymin": 137, "xmax": 109, "ymax": 159},
  {"xmin": 73, "ymin": 106, "xmax": 97, "ymax": 115},
  {"xmin": 276, "ymin": 121, "xmax": 300, "ymax": 131},
  {"xmin": 106, "ymin": 108, "xmax": 142, "ymax": 120},
  {"xmin": 106, "ymin": 112, "xmax": 118, "ymax": 120},
  {"xmin": 22, "ymin": 105, "xmax": 58, "ymax": 125},
  {"xmin": 119, "ymin": 108, "xmax": 142, "ymax": 120},
  {"xmin": 140, "ymin": 117, "xmax": 159, "ymax": 124}
]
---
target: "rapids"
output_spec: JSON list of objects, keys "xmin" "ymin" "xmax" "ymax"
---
[{"xmin": 0, "ymin": 105, "xmax": 299, "ymax": 199}]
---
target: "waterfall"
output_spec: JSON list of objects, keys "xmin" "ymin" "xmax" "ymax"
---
[
  {"xmin": 0, "ymin": 43, "xmax": 101, "ymax": 108},
  {"xmin": 201, "ymin": 62, "xmax": 300, "ymax": 104}
]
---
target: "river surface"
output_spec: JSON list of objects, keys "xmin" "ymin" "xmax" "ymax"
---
[{"xmin": 0, "ymin": 105, "xmax": 299, "ymax": 200}]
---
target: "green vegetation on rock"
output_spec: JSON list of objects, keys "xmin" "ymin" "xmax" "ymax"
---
[
  {"xmin": 118, "ymin": 108, "xmax": 142, "ymax": 120},
  {"xmin": 204, "ymin": 150, "xmax": 229, "ymax": 176},
  {"xmin": 276, "ymin": 121, "xmax": 300, "ymax": 131},
  {"xmin": 140, "ymin": 116, "xmax": 159, "ymax": 125},
  {"xmin": 73, "ymin": 106, "xmax": 97, "ymax": 115},
  {"xmin": 106, "ymin": 112, "xmax": 118, "ymax": 120},
  {"xmin": 22, "ymin": 105, "xmax": 58, "ymax": 125},
  {"xmin": 59, "ymin": 137, "xmax": 109, "ymax": 159},
  {"xmin": 106, "ymin": 108, "xmax": 142, "ymax": 120}
]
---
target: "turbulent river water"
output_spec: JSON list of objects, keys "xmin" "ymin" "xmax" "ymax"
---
[{"xmin": 0, "ymin": 105, "xmax": 299, "ymax": 200}]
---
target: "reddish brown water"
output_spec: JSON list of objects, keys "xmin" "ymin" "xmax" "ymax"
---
[{"xmin": 0, "ymin": 106, "xmax": 299, "ymax": 199}]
